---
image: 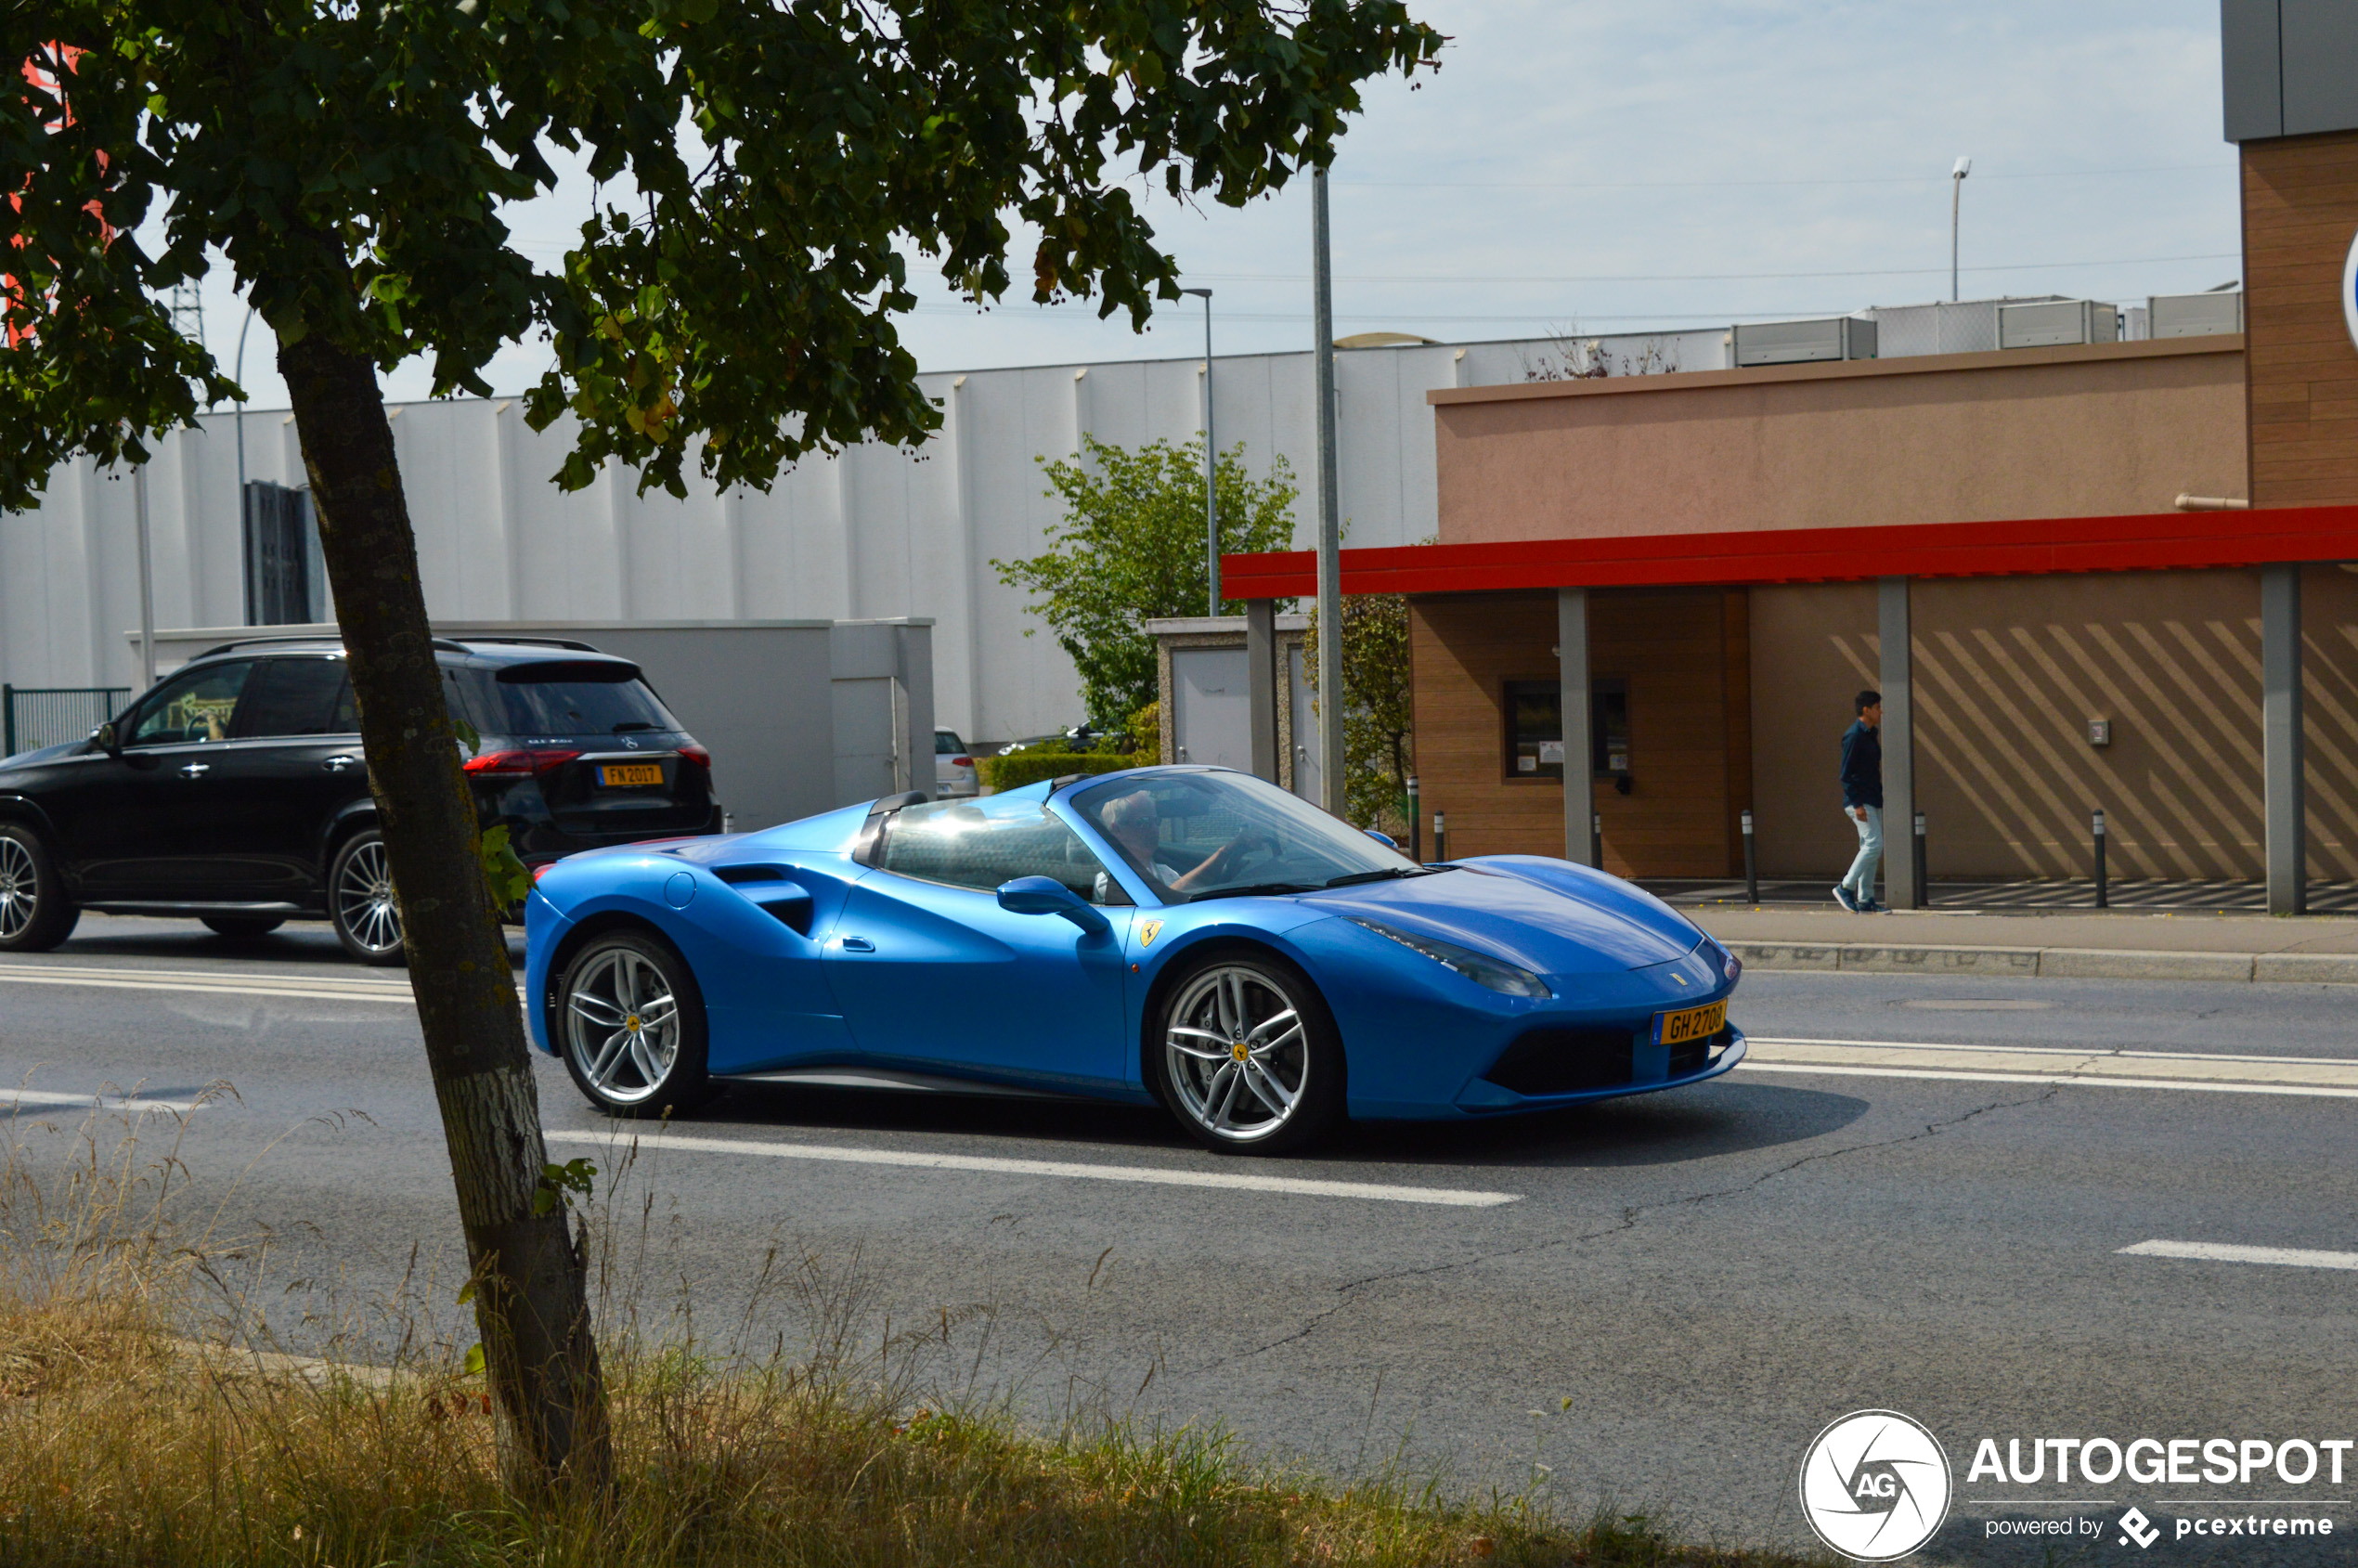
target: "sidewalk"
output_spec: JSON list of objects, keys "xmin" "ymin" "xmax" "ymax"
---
[{"xmin": 1679, "ymin": 905, "xmax": 2358, "ymax": 985}]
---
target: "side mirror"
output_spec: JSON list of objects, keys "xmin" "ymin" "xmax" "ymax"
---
[
  {"xmin": 1364, "ymin": 829, "xmax": 1399, "ymax": 849},
  {"xmin": 92, "ymin": 721, "xmax": 121, "ymax": 757},
  {"xmin": 996, "ymin": 875, "xmax": 1111, "ymax": 935}
]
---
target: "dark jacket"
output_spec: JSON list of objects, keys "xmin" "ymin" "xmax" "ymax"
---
[{"xmin": 1839, "ymin": 719, "xmax": 1883, "ymax": 810}]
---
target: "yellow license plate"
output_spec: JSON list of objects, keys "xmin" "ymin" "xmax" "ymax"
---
[
  {"xmin": 1654, "ymin": 1000, "xmax": 1727, "ymax": 1046},
  {"xmin": 599, "ymin": 763, "xmax": 664, "ymax": 788}
]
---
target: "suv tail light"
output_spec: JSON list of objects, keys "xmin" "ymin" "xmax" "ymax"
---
[
  {"xmin": 463, "ymin": 747, "xmax": 582, "ymax": 777},
  {"xmin": 678, "ymin": 743, "xmax": 712, "ymax": 771}
]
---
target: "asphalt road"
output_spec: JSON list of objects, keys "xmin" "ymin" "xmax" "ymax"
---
[{"xmin": 5, "ymin": 913, "xmax": 2354, "ymax": 1566}]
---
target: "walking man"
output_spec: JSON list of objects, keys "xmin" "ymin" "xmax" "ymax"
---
[{"xmin": 1834, "ymin": 690, "xmax": 1884, "ymax": 913}]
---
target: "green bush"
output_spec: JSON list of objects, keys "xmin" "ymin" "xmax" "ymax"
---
[{"xmin": 976, "ymin": 750, "xmax": 1143, "ymax": 793}]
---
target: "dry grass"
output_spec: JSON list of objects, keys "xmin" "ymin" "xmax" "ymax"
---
[{"xmin": 0, "ymin": 1108, "xmax": 1826, "ymax": 1568}]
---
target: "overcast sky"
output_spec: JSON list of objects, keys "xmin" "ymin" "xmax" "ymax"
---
[{"xmin": 188, "ymin": 0, "xmax": 2239, "ymax": 410}]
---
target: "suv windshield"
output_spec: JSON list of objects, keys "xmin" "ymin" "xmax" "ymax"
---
[
  {"xmin": 1072, "ymin": 771, "xmax": 1419, "ymax": 902},
  {"xmin": 456, "ymin": 663, "xmax": 679, "ymax": 737}
]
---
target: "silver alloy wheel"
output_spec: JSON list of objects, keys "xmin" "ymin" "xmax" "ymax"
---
[
  {"xmin": 564, "ymin": 946, "xmax": 681, "ymax": 1105},
  {"xmin": 1163, "ymin": 964, "xmax": 1310, "ymax": 1145},
  {"xmin": 334, "ymin": 839, "xmax": 404, "ymax": 956},
  {"xmin": 0, "ymin": 836, "xmax": 34, "ymax": 942}
]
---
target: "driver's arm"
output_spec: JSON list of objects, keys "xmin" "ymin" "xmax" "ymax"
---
[{"xmin": 1165, "ymin": 828, "xmax": 1272, "ymax": 893}]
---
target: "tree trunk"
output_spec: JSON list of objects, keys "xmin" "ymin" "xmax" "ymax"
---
[{"xmin": 279, "ymin": 329, "xmax": 611, "ymax": 1495}]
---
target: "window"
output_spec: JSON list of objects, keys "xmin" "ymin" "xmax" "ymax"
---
[
  {"xmin": 879, "ymin": 797, "xmax": 1111, "ymax": 901},
  {"xmin": 242, "ymin": 482, "xmax": 319, "ymax": 626},
  {"xmin": 1072, "ymin": 770, "xmax": 1416, "ymax": 903},
  {"xmin": 126, "ymin": 662, "xmax": 256, "ymax": 747},
  {"xmin": 1501, "ymin": 679, "xmax": 1630, "ymax": 780},
  {"xmin": 935, "ymin": 730, "xmax": 968, "ymax": 756},
  {"xmin": 453, "ymin": 663, "xmax": 680, "ymax": 737},
  {"xmin": 235, "ymin": 657, "xmax": 349, "ymax": 738}
]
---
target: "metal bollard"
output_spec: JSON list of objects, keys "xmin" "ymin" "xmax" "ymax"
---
[
  {"xmin": 1742, "ymin": 809, "xmax": 1757, "ymax": 904},
  {"xmin": 1592, "ymin": 811, "xmax": 1603, "ymax": 871},
  {"xmin": 1911, "ymin": 810, "xmax": 1928, "ymax": 910},
  {"xmin": 2092, "ymin": 809, "xmax": 2107, "ymax": 909},
  {"xmin": 1406, "ymin": 775, "xmax": 1420, "ymax": 862},
  {"xmin": 1432, "ymin": 810, "xmax": 1446, "ymax": 864}
]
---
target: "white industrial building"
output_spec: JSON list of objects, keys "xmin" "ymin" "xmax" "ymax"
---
[{"xmin": 0, "ymin": 293, "xmax": 2220, "ymax": 745}]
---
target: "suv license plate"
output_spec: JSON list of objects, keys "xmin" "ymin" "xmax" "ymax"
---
[
  {"xmin": 599, "ymin": 763, "xmax": 664, "ymax": 788},
  {"xmin": 1654, "ymin": 1000, "xmax": 1727, "ymax": 1046}
]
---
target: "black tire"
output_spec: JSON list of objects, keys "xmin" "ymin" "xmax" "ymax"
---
[
  {"xmin": 0, "ymin": 824, "xmax": 80, "ymax": 952},
  {"xmin": 1149, "ymin": 949, "xmax": 1344, "ymax": 1155},
  {"xmin": 328, "ymin": 830, "xmax": 407, "ymax": 966},
  {"xmin": 556, "ymin": 928, "xmax": 716, "ymax": 1117},
  {"xmin": 201, "ymin": 916, "xmax": 286, "ymax": 940}
]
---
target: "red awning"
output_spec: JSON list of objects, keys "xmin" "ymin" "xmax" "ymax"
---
[{"xmin": 1221, "ymin": 505, "xmax": 2358, "ymax": 599}]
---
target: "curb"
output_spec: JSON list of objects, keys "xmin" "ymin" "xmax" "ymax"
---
[{"xmin": 1724, "ymin": 940, "xmax": 2358, "ymax": 985}]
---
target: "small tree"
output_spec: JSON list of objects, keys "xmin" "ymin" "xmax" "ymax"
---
[
  {"xmin": 6, "ymin": 4, "xmax": 1441, "ymax": 1494},
  {"xmin": 1304, "ymin": 591, "xmax": 1413, "ymax": 830},
  {"xmin": 997, "ymin": 434, "xmax": 1297, "ymax": 729}
]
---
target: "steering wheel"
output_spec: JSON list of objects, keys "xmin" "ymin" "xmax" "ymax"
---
[{"xmin": 1230, "ymin": 826, "xmax": 1284, "ymax": 871}]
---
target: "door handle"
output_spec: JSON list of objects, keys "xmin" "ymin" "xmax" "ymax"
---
[
  {"xmin": 178, "ymin": 762, "xmax": 210, "ymax": 778},
  {"xmin": 840, "ymin": 936, "xmax": 875, "ymax": 953},
  {"xmin": 322, "ymin": 755, "xmax": 359, "ymax": 772}
]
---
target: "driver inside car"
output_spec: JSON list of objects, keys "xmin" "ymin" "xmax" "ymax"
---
[{"xmin": 1099, "ymin": 788, "xmax": 1275, "ymax": 897}]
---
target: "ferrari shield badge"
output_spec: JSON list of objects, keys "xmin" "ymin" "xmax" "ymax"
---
[{"xmin": 1138, "ymin": 919, "xmax": 1163, "ymax": 947}]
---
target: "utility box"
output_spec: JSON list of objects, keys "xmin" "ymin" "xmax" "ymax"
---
[
  {"xmin": 2147, "ymin": 291, "xmax": 2244, "ymax": 339},
  {"xmin": 1998, "ymin": 299, "xmax": 2120, "ymax": 349},
  {"xmin": 1732, "ymin": 316, "xmax": 1877, "ymax": 367}
]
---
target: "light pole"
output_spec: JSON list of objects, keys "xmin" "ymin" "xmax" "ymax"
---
[
  {"xmin": 1311, "ymin": 166, "xmax": 1346, "ymax": 821},
  {"xmin": 1181, "ymin": 287, "xmax": 1218, "ymax": 616},
  {"xmin": 233, "ymin": 303, "xmax": 255, "ymax": 624},
  {"xmin": 1950, "ymin": 156, "xmax": 1971, "ymax": 303}
]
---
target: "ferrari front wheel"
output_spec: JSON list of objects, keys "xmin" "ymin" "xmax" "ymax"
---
[
  {"xmin": 1153, "ymin": 952, "xmax": 1343, "ymax": 1154},
  {"xmin": 558, "ymin": 929, "xmax": 715, "ymax": 1117}
]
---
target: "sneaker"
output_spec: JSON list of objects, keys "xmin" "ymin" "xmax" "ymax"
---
[
  {"xmin": 1858, "ymin": 895, "xmax": 1885, "ymax": 914},
  {"xmin": 1832, "ymin": 886, "xmax": 1859, "ymax": 912}
]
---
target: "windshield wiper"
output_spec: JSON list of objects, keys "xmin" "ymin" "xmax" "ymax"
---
[
  {"xmin": 1321, "ymin": 867, "xmax": 1433, "ymax": 888},
  {"xmin": 1188, "ymin": 881, "xmax": 1319, "ymax": 901}
]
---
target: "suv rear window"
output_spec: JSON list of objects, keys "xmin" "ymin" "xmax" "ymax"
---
[{"xmin": 452, "ymin": 663, "xmax": 679, "ymax": 738}]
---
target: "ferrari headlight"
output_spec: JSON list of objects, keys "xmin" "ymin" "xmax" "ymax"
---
[{"xmin": 1346, "ymin": 916, "xmax": 1552, "ymax": 998}]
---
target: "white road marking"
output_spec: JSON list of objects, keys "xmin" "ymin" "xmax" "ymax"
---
[
  {"xmin": 1742, "ymin": 1036, "xmax": 2358, "ymax": 1099},
  {"xmin": 547, "ymin": 1130, "xmax": 1522, "ymax": 1208},
  {"xmin": 3, "ymin": 1087, "xmax": 203, "ymax": 1115},
  {"xmin": 0, "ymin": 964, "xmax": 525, "ymax": 1006},
  {"xmin": 2118, "ymin": 1239, "xmax": 2358, "ymax": 1271}
]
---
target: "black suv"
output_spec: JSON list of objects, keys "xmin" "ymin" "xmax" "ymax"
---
[{"xmin": 0, "ymin": 636, "xmax": 722, "ymax": 964}]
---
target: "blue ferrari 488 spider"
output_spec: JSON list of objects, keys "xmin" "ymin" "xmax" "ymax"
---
[{"xmin": 525, "ymin": 766, "xmax": 1745, "ymax": 1153}]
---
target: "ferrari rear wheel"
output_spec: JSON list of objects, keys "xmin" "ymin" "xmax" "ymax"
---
[
  {"xmin": 1154, "ymin": 953, "xmax": 1342, "ymax": 1154},
  {"xmin": 559, "ymin": 929, "xmax": 715, "ymax": 1116}
]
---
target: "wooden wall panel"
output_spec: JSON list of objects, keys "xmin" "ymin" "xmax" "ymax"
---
[
  {"xmin": 2244, "ymin": 130, "xmax": 2358, "ymax": 505},
  {"xmin": 1409, "ymin": 588, "xmax": 1746, "ymax": 876}
]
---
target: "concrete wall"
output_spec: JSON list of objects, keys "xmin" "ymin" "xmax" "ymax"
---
[
  {"xmin": 1428, "ymin": 339, "xmax": 2248, "ymax": 545},
  {"xmin": 1747, "ymin": 568, "xmax": 2358, "ymax": 881}
]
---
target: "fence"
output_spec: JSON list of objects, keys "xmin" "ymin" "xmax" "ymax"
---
[{"xmin": 3, "ymin": 685, "xmax": 131, "ymax": 758}]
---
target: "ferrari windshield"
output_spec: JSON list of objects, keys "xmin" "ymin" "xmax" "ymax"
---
[{"xmin": 1072, "ymin": 770, "xmax": 1419, "ymax": 903}]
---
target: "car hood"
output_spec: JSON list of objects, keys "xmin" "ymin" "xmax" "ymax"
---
[
  {"xmin": 0, "ymin": 739, "xmax": 83, "ymax": 771},
  {"xmin": 1302, "ymin": 856, "xmax": 1703, "ymax": 976}
]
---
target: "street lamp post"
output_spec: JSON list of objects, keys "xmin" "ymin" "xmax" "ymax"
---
[
  {"xmin": 1181, "ymin": 287, "xmax": 1217, "ymax": 616},
  {"xmin": 1950, "ymin": 156, "xmax": 1971, "ymax": 303},
  {"xmin": 233, "ymin": 304, "xmax": 255, "ymax": 624},
  {"xmin": 1311, "ymin": 167, "xmax": 1346, "ymax": 821}
]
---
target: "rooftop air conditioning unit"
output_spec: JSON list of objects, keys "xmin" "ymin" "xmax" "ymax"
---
[
  {"xmin": 1732, "ymin": 316, "xmax": 1877, "ymax": 368},
  {"xmin": 2147, "ymin": 291, "xmax": 2244, "ymax": 339},
  {"xmin": 1998, "ymin": 299, "xmax": 2119, "ymax": 350}
]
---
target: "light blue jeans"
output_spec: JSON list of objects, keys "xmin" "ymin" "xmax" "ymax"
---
[{"xmin": 1841, "ymin": 806, "xmax": 1883, "ymax": 900}]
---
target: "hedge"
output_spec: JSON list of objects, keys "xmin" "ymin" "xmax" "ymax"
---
[{"xmin": 976, "ymin": 750, "xmax": 1143, "ymax": 792}]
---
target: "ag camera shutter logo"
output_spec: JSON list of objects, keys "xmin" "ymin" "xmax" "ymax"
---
[{"xmin": 1799, "ymin": 1410, "xmax": 1952, "ymax": 1562}]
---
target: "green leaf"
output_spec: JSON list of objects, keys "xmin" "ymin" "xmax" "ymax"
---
[
  {"xmin": 479, "ymin": 824, "xmax": 531, "ymax": 909},
  {"xmin": 462, "ymin": 1342, "xmax": 486, "ymax": 1377}
]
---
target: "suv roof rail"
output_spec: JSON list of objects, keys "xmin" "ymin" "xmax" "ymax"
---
[
  {"xmin": 449, "ymin": 636, "xmax": 602, "ymax": 653},
  {"xmin": 193, "ymin": 633, "xmax": 350, "ymax": 658}
]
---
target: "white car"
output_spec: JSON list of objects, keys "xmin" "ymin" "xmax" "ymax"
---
[{"xmin": 935, "ymin": 729, "xmax": 978, "ymax": 796}]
